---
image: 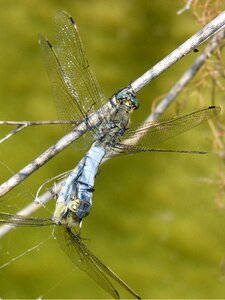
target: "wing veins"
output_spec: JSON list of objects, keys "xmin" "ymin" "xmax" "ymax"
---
[{"xmin": 119, "ymin": 106, "xmax": 220, "ymax": 148}]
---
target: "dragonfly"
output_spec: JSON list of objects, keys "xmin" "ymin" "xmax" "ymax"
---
[
  {"xmin": 0, "ymin": 212, "xmax": 140, "ymax": 299},
  {"xmin": 37, "ymin": 10, "xmax": 220, "ymax": 226}
]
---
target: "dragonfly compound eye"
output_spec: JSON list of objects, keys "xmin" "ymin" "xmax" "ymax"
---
[
  {"xmin": 130, "ymin": 95, "xmax": 139, "ymax": 110},
  {"xmin": 115, "ymin": 89, "xmax": 140, "ymax": 110}
]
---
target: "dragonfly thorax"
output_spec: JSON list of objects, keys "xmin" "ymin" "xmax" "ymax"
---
[{"xmin": 95, "ymin": 110, "xmax": 129, "ymax": 148}]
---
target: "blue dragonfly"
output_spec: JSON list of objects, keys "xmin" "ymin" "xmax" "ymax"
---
[{"xmin": 38, "ymin": 11, "xmax": 220, "ymax": 227}]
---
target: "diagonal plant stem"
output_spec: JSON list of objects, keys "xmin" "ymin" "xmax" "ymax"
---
[
  {"xmin": 0, "ymin": 124, "xmax": 27, "ymax": 144},
  {"xmin": 0, "ymin": 28, "xmax": 224, "ymax": 238},
  {"xmin": 0, "ymin": 12, "xmax": 224, "ymax": 199},
  {"xmin": 130, "ymin": 11, "xmax": 225, "ymax": 93}
]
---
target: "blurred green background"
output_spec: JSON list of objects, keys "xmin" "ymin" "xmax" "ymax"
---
[{"xmin": 0, "ymin": 0, "xmax": 225, "ymax": 298}]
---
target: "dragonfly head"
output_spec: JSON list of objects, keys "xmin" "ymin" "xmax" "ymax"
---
[{"xmin": 112, "ymin": 88, "xmax": 139, "ymax": 111}]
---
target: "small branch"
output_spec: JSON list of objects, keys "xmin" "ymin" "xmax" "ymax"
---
[
  {"xmin": 0, "ymin": 125, "xmax": 26, "ymax": 144},
  {"xmin": 0, "ymin": 120, "xmax": 79, "ymax": 144},
  {"xmin": 131, "ymin": 11, "xmax": 225, "ymax": 93},
  {"xmin": 177, "ymin": 0, "xmax": 193, "ymax": 15},
  {"xmin": 0, "ymin": 120, "xmax": 79, "ymax": 125}
]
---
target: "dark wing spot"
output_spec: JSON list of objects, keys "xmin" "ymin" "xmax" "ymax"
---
[
  {"xmin": 69, "ymin": 16, "xmax": 75, "ymax": 25},
  {"xmin": 46, "ymin": 39, "xmax": 53, "ymax": 49}
]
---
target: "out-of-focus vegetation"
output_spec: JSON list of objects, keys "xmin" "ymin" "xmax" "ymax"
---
[{"xmin": 0, "ymin": 0, "xmax": 225, "ymax": 298}]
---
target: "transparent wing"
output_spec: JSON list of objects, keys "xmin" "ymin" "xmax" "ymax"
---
[
  {"xmin": 39, "ymin": 10, "xmax": 107, "ymax": 142},
  {"xmin": 111, "ymin": 106, "xmax": 220, "ymax": 154},
  {"xmin": 54, "ymin": 10, "xmax": 106, "ymax": 121},
  {"xmin": 55, "ymin": 226, "xmax": 140, "ymax": 299},
  {"xmin": 0, "ymin": 212, "xmax": 53, "ymax": 226},
  {"xmin": 39, "ymin": 35, "xmax": 84, "ymax": 124}
]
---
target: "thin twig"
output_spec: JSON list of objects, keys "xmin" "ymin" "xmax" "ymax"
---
[
  {"xmin": 0, "ymin": 125, "xmax": 26, "ymax": 144},
  {"xmin": 0, "ymin": 120, "xmax": 78, "ymax": 125},
  {"xmin": 0, "ymin": 120, "xmax": 79, "ymax": 143},
  {"xmin": 177, "ymin": 0, "xmax": 193, "ymax": 15}
]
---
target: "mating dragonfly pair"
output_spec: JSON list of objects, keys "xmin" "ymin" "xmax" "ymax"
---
[{"xmin": 0, "ymin": 10, "xmax": 220, "ymax": 299}]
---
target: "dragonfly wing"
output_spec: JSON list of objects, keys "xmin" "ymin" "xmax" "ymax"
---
[
  {"xmin": 54, "ymin": 10, "xmax": 106, "ymax": 120},
  {"xmin": 111, "ymin": 106, "xmax": 220, "ymax": 154},
  {"xmin": 55, "ymin": 226, "xmax": 140, "ymax": 299},
  {"xmin": 109, "ymin": 144, "xmax": 208, "ymax": 155},
  {"xmin": 0, "ymin": 212, "xmax": 53, "ymax": 226},
  {"xmin": 39, "ymin": 35, "xmax": 83, "ymax": 125},
  {"xmin": 39, "ymin": 11, "xmax": 107, "ymax": 145}
]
